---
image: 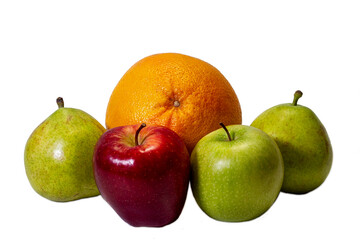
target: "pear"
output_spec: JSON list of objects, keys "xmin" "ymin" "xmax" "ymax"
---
[
  {"xmin": 24, "ymin": 97, "xmax": 105, "ymax": 202},
  {"xmin": 251, "ymin": 90, "xmax": 332, "ymax": 194}
]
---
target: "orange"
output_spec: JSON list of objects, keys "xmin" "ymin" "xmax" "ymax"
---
[{"xmin": 106, "ymin": 53, "xmax": 242, "ymax": 152}]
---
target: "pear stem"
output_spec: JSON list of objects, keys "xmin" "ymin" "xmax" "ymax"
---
[
  {"xmin": 220, "ymin": 122, "xmax": 232, "ymax": 141},
  {"xmin": 135, "ymin": 123, "xmax": 146, "ymax": 146},
  {"xmin": 56, "ymin": 97, "xmax": 64, "ymax": 108},
  {"xmin": 292, "ymin": 90, "xmax": 303, "ymax": 106}
]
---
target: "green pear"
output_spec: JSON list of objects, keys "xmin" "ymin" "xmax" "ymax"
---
[
  {"xmin": 24, "ymin": 97, "xmax": 105, "ymax": 202},
  {"xmin": 251, "ymin": 90, "xmax": 332, "ymax": 194}
]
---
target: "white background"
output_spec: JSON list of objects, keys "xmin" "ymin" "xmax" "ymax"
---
[{"xmin": 1, "ymin": 0, "xmax": 359, "ymax": 239}]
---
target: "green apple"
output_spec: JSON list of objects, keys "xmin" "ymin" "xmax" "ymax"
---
[{"xmin": 190, "ymin": 123, "xmax": 284, "ymax": 222}]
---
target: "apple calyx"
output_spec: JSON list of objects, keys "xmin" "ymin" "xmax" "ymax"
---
[
  {"xmin": 220, "ymin": 122, "xmax": 232, "ymax": 141},
  {"xmin": 292, "ymin": 90, "xmax": 303, "ymax": 106},
  {"xmin": 56, "ymin": 97, "xmax": 64, "ymax": 108},
  {"xmin": 135, "ymin": 123, "xmax": 146, "ymax": 146}
]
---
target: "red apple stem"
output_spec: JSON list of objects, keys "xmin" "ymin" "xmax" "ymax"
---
[
  {"xmin": 56, "ymin": 97, "xmax": 64, "ymax": 108},
  {"xmin": 220, "ymin": 122, "xmax": 232, "ymax": 141},
  {"xmin": 135, "ymin": 123, "xmax": 146, "ymax": 146}
]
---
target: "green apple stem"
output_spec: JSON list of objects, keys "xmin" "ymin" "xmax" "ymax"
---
[
  {"xmin": 292, "ymin": 90, "xmax": 303, "ymax": 106},
  {"xmin": 56, "ymin": 97, "xmax": 64, "ymax": 108},
  {"xmin": 220, "ymin": 122, "xmax": 232, "ymax": 141},
  {"xmin": 135, "ymin": 123, "xmax": 146, "ymax": 146}
]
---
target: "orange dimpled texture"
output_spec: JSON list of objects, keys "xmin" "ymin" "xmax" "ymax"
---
[{"xmin": 106, "ymin": 53, "xmax": 242, "ymax": 152}]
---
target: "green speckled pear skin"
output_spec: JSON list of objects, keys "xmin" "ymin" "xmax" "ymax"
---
[
  {"xmin": 24, "ymin": 98, "xmax": 105, "ymax": 202},
  {"xmin": 251, "ymin": 91, "xmax": 333, "ymax": 194},
  {"xmin": 191, "ymin": 125, "xmax": 284, "ymax": 222}
]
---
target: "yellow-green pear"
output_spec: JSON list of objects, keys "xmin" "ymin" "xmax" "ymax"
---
[
  {"xmin": 251, "ymin": 90, "xmax": 332, "ymax": 194},
  {"xmin": 24, "ymin": 97, "xmax": 105, "ymax": 201}
]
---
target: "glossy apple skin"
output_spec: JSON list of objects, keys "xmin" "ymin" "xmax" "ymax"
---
[
  {"xmin": 93, "ymin": 124, "xmax": 190, "ymax": 227},
  {"xmin": 191, "ymin": 125, "xmax": 284, "ymax": 222}
]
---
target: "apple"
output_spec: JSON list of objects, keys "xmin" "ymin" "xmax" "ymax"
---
[
  {"xmin": 190, "ymin": 123, "xmax": 284, "ymax": 222},
  {"xmin": 93, "ymin": 123, "xmax": 190, "ymax": 227}
]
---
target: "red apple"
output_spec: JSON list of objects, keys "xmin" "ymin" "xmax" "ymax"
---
[{"xmin": 93, "ymin": 123, "xmax": 190, "ymax": 227}]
